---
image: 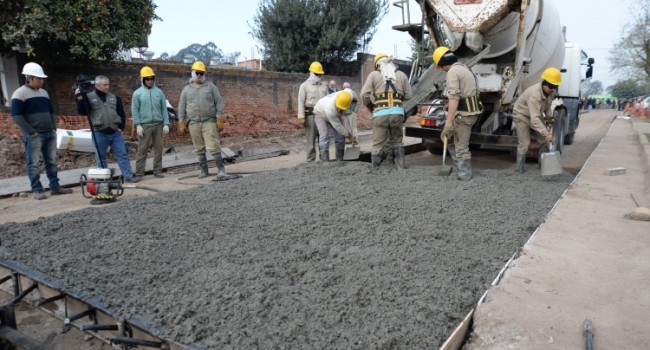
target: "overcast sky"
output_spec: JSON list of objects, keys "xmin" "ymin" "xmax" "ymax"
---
[{"xmin": 148, "ymin": 0, "xmax": 630, "ymax": 88}]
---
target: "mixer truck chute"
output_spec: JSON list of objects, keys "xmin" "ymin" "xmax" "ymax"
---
[{"xmin": 396, "ymin": 0, "xmax": 594, "ymax": 156}]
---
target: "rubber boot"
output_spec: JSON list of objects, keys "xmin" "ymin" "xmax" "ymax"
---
[
  {"xmin": 335, "ymin": 146, "xmax": 345, "ymax": 161},
  {"xmin": 457, "ymin": 161, "xmax": 473, "ymax": 181},
  {"xmin": 515, "ymin": 154, "xmax": 525, "ymax": 174},
  {"xmin": 384, "ymin": 149, "xmax": 395, "ymax": 167},
  {"xmin": 371, "ymin": 155, "xmax": 382, "ymax": 170},
  {"xmin": 197, "ymin": 153, "xmax": 209, "ymax": 179},
  {"xmin": 447, "ymin": 145, "xmax": 460, "ymax": 173},
  {"xmin": 319, "ymin": 145, "xmax": 330, "ymax": 162},
  {"xmin": 394, "ymin": 146, "xmax": 406, "ymax": 169},
  {"xmin": 212, "ymin": 152, "xmax": 227, "ymax": 180}
]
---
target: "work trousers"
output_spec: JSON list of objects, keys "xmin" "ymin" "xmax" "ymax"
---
[
  {"xmin": 449, "ymin": 114, "xmax": 478, "ymax": 163},
  {"xmin": 189, "ymin": 121, "xmax": 221, "ymax": 155},
  {"xmin": 304, "ymin": 114, "xmax": 318, "ymax": 161},
  {"xmin": 371, "ymin": 114, "xmax": 403, "ymax": 156},
  {"xmin": 135, "ymin": 123, "xmax": 164, "ymax": 176},
  {"xmin": 23, "ymin": 130, "xmax": 61, "ymax": 192},
  {"xmin": 92, "ymin": 130, "xmax": 135, "ymax": 180},
  {"xmin": 315, "ymin": 115, "xmax": 345, "ymax": 151},
  {"xmin": 514, "ymin": 118, "xmax": 548, "ymax": 156}
]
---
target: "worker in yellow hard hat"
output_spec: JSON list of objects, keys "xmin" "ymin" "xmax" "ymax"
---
[
  {"xmin": 360, "ymin": 52, "xmax": 413, "ymax": 169},
  {"xmin": 178, "ymin": 61, "xmax": 229, "ymax": 180},
  {"xmin": 511, "ymin": 67, "xmax": 562, "ymax": 173},
  {"xmin": 433, "ymin": 46, "xmax": 482, "ymax": 181},
  {"xmin": 298, "ymin": 61, "xmax": 328, "ymax": 162},
  {"xmin": 132, "ymin": 66, "xmax": 169, "ymax": 179},
  {"xmin": 312, "ymin": 90, "xmax": 355, "ymax": 161}
]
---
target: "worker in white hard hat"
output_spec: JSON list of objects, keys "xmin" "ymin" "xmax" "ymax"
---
[
  {"xmin": 512, "ymin": 67, "xmax": 561, "ymax": 173},
  {"xmin": 313, "ymin": 90, "xmax": 355, "ymax": 161},
  {"xmin": 298, "ymin": 61, "xmax": 328, "ymax": 162},
  {"xmin": 360, "ymin": 53, "xmax": 413, "ymax": 170},
  {"xmin": 178, "ymin": 61, "xmax": 228, "ymax": 180},
  {"xmin": 432, "ymin": 46, "xmax": 482, "ymax": 181},
  {"xmin": 10, "ymin": 62, "xmax": 73, "ymax": 200}
]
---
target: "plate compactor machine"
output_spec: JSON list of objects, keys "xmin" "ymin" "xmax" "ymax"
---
[{"xmin": 79, "ymin": 168, "xmax": 125, "ymax": 205}]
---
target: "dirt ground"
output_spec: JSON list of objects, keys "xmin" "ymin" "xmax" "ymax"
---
[{"xmin": 0, "ymin": 160, "xmax": 573, "ymax": 348}]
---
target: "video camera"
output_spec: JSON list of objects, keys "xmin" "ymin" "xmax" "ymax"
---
[{"xmin": 71, "ymin": 74, "xmax": 95, "ymax": 97}]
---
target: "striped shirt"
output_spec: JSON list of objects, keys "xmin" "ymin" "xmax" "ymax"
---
[{"xmin": 11, "ymin": 85, "xmax": 55, "ymax": 135}]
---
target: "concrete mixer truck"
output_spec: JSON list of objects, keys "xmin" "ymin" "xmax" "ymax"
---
[{"xmin": 395, "ymin": 0, "xmax": 594, "ymax": 155}]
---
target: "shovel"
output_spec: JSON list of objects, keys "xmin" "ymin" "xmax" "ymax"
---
[
  {"xmin": 540, "ymin": 129, "xmax": 562, "ymax": 176},
  {"xmin": 343, "ymin": 141, "xmax": 361, "ymax": 160},
  {"xmin": 433, "ymin": 136, "xmax": 453, "ymax": 176}
]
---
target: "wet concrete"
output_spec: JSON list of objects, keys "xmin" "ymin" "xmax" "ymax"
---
[{"xmin": 0, "ymin": 162, "xmax": 572, "ymax": 348}]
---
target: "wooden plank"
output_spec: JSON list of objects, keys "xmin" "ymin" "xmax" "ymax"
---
[{"xmin": 439, "ymin": 308, "xmax": 474, "ymax": 350}]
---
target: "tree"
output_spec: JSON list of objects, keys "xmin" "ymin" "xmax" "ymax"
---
[
  {"xmin": 252, "ymin": 0, "xmax": 389, "ymax": 73},
  {"xmin": 583, "ymin": 80, "xmax": 604, "ymax": 96},
  {"xmin": 0, "ymin": 0, "xmax": 159, "ymax": 63},
  {"xmin": 607, "ymin": 79, "xmax": 645, "ymax": 98},
  {"xmin": 161, "ymin": 42, "xmax": 241, "ymax": 64},
  {"xmin": 609, "ymin": 0, "xmax": 650, "ymax": 84}
]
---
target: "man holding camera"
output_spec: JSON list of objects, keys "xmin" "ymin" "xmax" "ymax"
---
[
  {"xmin": 11, "ymin": 62, "xmax": 73, "ymax": 200},
  {"xmin": 76, "ymin": 76, "xmax": 140, "ymax": 183},
  {"xmin": 132, "ymin": 66, "xmax": 169, "ymax": 178}
]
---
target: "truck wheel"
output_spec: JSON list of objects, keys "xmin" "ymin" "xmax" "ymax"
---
[
  {"xmin": 564, "ymin": 132, "xmax": 575, "ymax": 145},
  {"xmin": 553, "ymin": 110, "xmax": 565, "ymax": 154}
]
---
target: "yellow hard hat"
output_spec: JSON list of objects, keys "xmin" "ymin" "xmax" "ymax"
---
[
  {"xmin": 541, "ymin": 67, "xmax": 562, "ymax": 86},
  {"xmin": 373, "ymin": 53, "xmax": 389, "ymax": 70},
  {"xmin": 140, "ymin": 66, "xmax": 155, "ymax": 78},
  {"xmin": 192, "ymin": 61, "xmax": 206, "ymax": 72},
  {"xmin": 309, "ymin": 61, "xmax": 324, "ymax": 75},
  {"xmin": 433, "ymin": 46, "xmax": 451, "ymax": 66},
  {"xmin": 335, "ymin": 90, "xmax": 352, "ymax": 110}
]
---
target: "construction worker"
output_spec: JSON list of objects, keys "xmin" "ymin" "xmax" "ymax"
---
[
  {"xmin": 177, "ymin": 61, "xmax": 228, "ymax": 180},
  {"xmin": 360, "ymin": 53, "xmax": 413, "ymax": 169},
  {"xmin": 298, "ymin": 61, "xmax": 328, "ymax": 162},
  {"xmin": 341, "ymin": 82, "xmax": 360, "ymax": 140},
  {"xmin": 313, "ymin": 90, "xmax": 354, "ymax": 161},
  {"xmin": 11, "ymin": 62, "xmax": 73, "ymax": 199},
  {"xmin": 76, "ymin": 75, "xmax": 141, "ymax": 183},
  {"xmin": 512, "ymin": 67, "xmax": 560, "ymax": 173},
  {"xmin": 433, "ymin": 46, "xmax": 482, "ymax": 181},
  {"xmin": 132, "ymin": 66, "xmax": 169, "ymax": 178}
]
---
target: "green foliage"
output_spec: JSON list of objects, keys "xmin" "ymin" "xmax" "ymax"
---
[
  {"xmin": 608, "ymin": 0, "xmax": 650, "ymax": 85},
  {"xmin": 161, "ymin": 42, "xmax": 241, "ymax": 64},
  {"xmin": 252, "ymin": 0, "xmax": 389, "ymax": 73},
  {"xmin": 607, "ymin": 79, "xmax": 645, "ymax": 99},
  {"xmin": 583, "ymin": 80, "xmax": 603, "ymax": 96},
  {"xmin": 0, "ymin": 0, "xmax": 159, "ymax": 63}
]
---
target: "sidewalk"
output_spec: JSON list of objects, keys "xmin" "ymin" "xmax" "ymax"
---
[{"xmin": 466, "ymin": 116, "xmax": 650, "ymax": 349}]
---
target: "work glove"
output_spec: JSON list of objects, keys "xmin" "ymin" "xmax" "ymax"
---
[
  {"xmin": 136, "ymin": 125, "xmax": 144, "ymax": 138},
  {"xmin": 544, "ymin": 132, "xmax": 553, "ymax": 144},
  {"xmin": 178, "ymin": 121, "xmax": 188, "ymax": 135},
  {"xmin": 440, "ymin": 120, "xmax": 454, "ymax": 141},
  {"xmin": 346, "ymin": 134, "xmax": 357, "ymax": 144},
  {"xmin": 299, "ymin": 118, "xmax": 306, "ymax": 126},
  {"xmin": 217, "ymin": 118, "xmax": 225, "ymax": 132},
  {"xmin": 163, "ymin": 125, "xmax": 169, "ymax": 135}
]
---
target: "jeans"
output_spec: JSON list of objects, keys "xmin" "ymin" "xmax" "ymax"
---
[
  {"xmin": 92, "ymin": 130, "xmax": 135, "ymax": 179},
  {"xmin": 24, "ymin": 130, "xmax": 61, "ymax": 192}
]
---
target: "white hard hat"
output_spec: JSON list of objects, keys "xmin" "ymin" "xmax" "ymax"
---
[{"xmin": 22, "ymin": 62, "xmax": 47, "ymax": 78}]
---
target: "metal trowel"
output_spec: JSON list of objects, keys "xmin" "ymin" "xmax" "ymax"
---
[
  {"xmin": 541, "ymin": 130, "xmax": 562, "ymax": 176},
  {"xmin": 343, "ymin": 142, "xmax": 361, "ymax": 160}
]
